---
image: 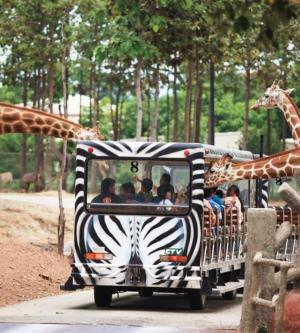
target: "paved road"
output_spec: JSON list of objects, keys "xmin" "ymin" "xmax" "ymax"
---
[
  {"xmin": 0, "ymin": 323, "xmax": 237, "ymax": 333},
  {"xmin": 0, "ymin": 192, "xmax": 241, "ymax": 332},
  {"xmin": 0, "ymin": 290, "xmax": 241, "ymax": 331}
]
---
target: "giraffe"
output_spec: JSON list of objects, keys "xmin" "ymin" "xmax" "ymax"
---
[
  {"xmin": 251, "ymin": 81, "xmax": 299, "ymax": 146},
  {"xmin": 0, "ymin": 102, "xmax": 103, "ymax": 141},
  {"xmin": 204, "ymin": 147, "xmax": 300, "ymax": 188},
  {"xmin": 207, "ymin": 153, "xmax": 233, "ymax": 174},
  {"xmin": 205, "ymin": 82, "xmax": 300, "ymax": 187}
]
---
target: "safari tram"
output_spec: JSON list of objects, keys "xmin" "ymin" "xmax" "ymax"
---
[{"xmin": 62, "ymin": 140, "xmax": 299, "ymax": 309}]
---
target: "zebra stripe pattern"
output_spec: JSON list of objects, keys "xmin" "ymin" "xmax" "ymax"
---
[
  {"xmin": 71, "ymin": 141, "xmax": 204, "ymax": 289},
  {"xmin": 261, "ymin": 180, "xmax": 269, "ymax": 208}
]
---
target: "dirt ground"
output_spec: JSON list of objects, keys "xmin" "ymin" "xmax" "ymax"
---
[
  {"xmin": 0, "ymin": 192, "xmax": 75, "ymax": 307},
  {"xmin": 0, "ymin": 242, "xmax": 72, "ymax": 306},
  {"xmin": 0, "ymin": 192, "xmax": 74, "ymax": 245}
]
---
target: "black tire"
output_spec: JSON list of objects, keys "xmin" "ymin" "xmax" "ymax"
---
[
  {"xmin": 188, "ymin": 290, "xmax": 206, "ymax": 310},
  {"xmin": 139, "ymin": 289, "xmax": 153, "ymax": 297},
  {"xmin": 94, "ymin": 286, "xmax": 112, "ymax": 307},
  {"xmin": 237, "ymin": 287, "xmax": 244, "ymax": 294},
  {"xmin": 222, "ymin": 289, "xmax": 237, "ymax": 300}
]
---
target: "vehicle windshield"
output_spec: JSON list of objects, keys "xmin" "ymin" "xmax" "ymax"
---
[{"xmin": 85, "ymin": 158, "xmax": 191, "ymax": 216}]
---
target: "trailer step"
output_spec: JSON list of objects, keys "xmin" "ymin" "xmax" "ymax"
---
[{"xmin": 211, "ymin": 279, "xmax": 244, "ymax": 296}]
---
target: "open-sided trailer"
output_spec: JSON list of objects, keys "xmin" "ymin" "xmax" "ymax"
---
[{"xmin": 62, "ymin": 141, "xmax": 255, "ymax": 309}]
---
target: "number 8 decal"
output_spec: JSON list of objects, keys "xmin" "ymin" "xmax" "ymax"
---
[{"xmin": 131, "ymin": 161, "xmax": 139, "ymax": 173}]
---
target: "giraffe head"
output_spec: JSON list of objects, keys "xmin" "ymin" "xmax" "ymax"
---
[
  {"xmin": 75, "ymin": 122, "xmax": 103, "ymax": 141},
  {"xmin": 251, "ymin": 80, "xmax": 294, "ymax": 111},
  {"xmin": 204, "ymin": 153, "xmax": 233, "ymax": 188}
]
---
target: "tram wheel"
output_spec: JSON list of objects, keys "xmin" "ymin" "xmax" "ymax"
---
[
  {"xmin": 94, "ymin": 286, "xmax": 112, "ymax": 307},
  {"xmin": 188, "ymin": 290, "xmax": 206, "ymax": 310},
  {"xmin": 237, "ymin": 287, "xmax": 244, "ymax": 294},
  {"xmin": 139, "ymin": 289, "xmax": 153, "ymax": 297},
  {"xmin": 222, "ymin": 289, "xmax": 237, "ymax": 300}
]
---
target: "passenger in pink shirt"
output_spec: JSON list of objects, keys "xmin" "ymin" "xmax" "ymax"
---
[{"xmin": 224, "ymin": 185, "xmax": 244, "ymax": 225}]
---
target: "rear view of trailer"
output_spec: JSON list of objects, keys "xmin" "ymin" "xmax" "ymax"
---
[
  {"xmin": 63, "ymin": 141, "xmax": 246, "ymax": 309},
  {"xmin": 68, "ymin": 141, "xmax": 208, "ymax": 306}
]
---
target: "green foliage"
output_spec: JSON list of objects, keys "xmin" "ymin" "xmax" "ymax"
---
[
  {"xmin": 0, "ymin": 0, "xmax": 300, "ymax": 169},
  {"xmin": 0, "ymin": 86, "xmax": 22, "ymax": 104}
]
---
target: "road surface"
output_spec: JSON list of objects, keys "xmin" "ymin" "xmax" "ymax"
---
[
  {"xmin": 0, "ymin": 290, "xmax": 241, "ymax": 331},
  {"xmin": 0, "ymin": 192, "xmax": 241, "ymax": 332}
]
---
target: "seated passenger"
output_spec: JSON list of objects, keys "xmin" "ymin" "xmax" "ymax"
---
[
  {"xmin": 120, "ymin": 182, "xmax": 137, "ymax": 203},
  {"xmin": 92, "ymin": 178, "xmax": 122, "ymax": 204},
  {"xmin": 157, "ymin": 184, "xmax": 173, "ymax": 207},
  {"xmin": 204, "ymin": 188, "xmax": 222, "ymax": 221},
  {"xmin": 214, "ymin": 189, "xmax": 225, "ymax": 200},
  {"xmin": 211, "ymin": 187, "xmax": 224, "ymax": 211},
  {"xmin": 224, "ymin": 184, "xmax": 244, "ymax": 225},
  {"xmin": 160, "ymin": 173, "xmax": 175, "ymax": 200},
  {"xmin": 136, "ymin": 178, "xmax": 153, "ymax": 203},
  {"xmin": 152, "ymin": 173, "xmax": 175, "ymax": 200},
  {"xmin": 157, "ymin": 184, "xmax": 185, "ymax": 208},
  {"xmin": 203, "ymin": 198, "xmax": 217, "ymax": 226}
]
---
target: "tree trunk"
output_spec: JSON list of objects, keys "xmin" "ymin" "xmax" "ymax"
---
[
  {"xmin": 115, "ymin": 84, "xmax": 121, "ymax": 140},
  {"xmin": 79, "ymin": 59, "xmax": 83, "ymax": 125},
  {"xmin": 193, "ymin": 61, "xmax": 203, "ymax": 143},
  {"xmin": 109, "ymin": 88, "xmax": 115, "ymax": 139},
  {"xmin": 21, "ymin": 70, "xmax": 28, "ymax": 176},
  {"xmin": 46, "ymin": 58, "xmax": 55, "ymax": 191},
  {"xmin": 91, "ymin": 61, "xmax": 97, "ymax": 127},
  {"xmin": 242, "ymin": 66, "xmax": 250, "ymax": 150},
  {"xmin": 58, "ymin": 13, "xmax": 68, "ymax": 256},
  {"xmin": 135, "ymin": 59, "xmax": 143, "ymax": 141},
  {"xmin": 21, "ymin": 135, "xmax": 27, "ymax": 177},
  {"xmin": 89, "ymin": 59, "xmax": 93, "ymax": 127},
  {"xmin": 150, "ymin": 64, "xmax": 160, "ymax": 142},
  {"xmin": 96, "ymin": 64, "xmax": 101, "ymax": 122},
  {"xmin": 166, "ymin": 79, "xmax": 170, "ymax": 142},
  {"xmin": 89, "ymin": 64, "xmax": 99, "ymax": 196},
  {"xmin": 109, "ymin": 74, "xmax": 117, "ymax": 141},
  {"xmin": 172, "ymin": 63, "xmax": 178, "ymax": 141},
  {"xmin": 34, "ymin": 67, "xmax": 44, "ymax": 192},
  {"xmin": 119, "ymin": 95, "xmax": 125, "ymax": 140},
  {"xmin": 184, "ymin": 57, "xmax": 193, "ymax": 142},
  {"xmin": 146, "ymin": 88, "xmax": 151, "ymax": 141},
  {"xmin": 208, "ymin": 60, "xmax": 215, "ymax": 145}
]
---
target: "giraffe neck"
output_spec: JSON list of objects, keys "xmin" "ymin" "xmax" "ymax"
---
[
  {"xmin": 277, "ymin": 93, "xmax": 300, "ymax": 147},
  {"xmin": 0, "ymin": 103, "xmax": 100, "ymax": 141},
  {"xmin": 205, "ymin": 147, "xmax": 300, "ymax": 187}
]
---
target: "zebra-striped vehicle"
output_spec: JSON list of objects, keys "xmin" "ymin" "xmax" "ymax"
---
[{"xmin": 62, "ymin": 140, "xmax": 267, "ymax": 309}]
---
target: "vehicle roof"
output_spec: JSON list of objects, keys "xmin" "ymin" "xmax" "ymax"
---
[
  {"xmin": 200, "ymin": 143, "xmax": 256, "ymax": 162},
  {"xmin": 78, "ymin": 140, "xmax": 256, "ymax": 162}
]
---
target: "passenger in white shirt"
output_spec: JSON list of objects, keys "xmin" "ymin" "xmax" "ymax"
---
[{"xmin": 157, "ymin": 184, "xmax": 185, "ymax": 210}]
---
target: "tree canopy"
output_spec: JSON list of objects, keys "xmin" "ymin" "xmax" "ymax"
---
[{"xmin": 0, "ymin": 0, "xmax": 300, "ymax": 182}]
